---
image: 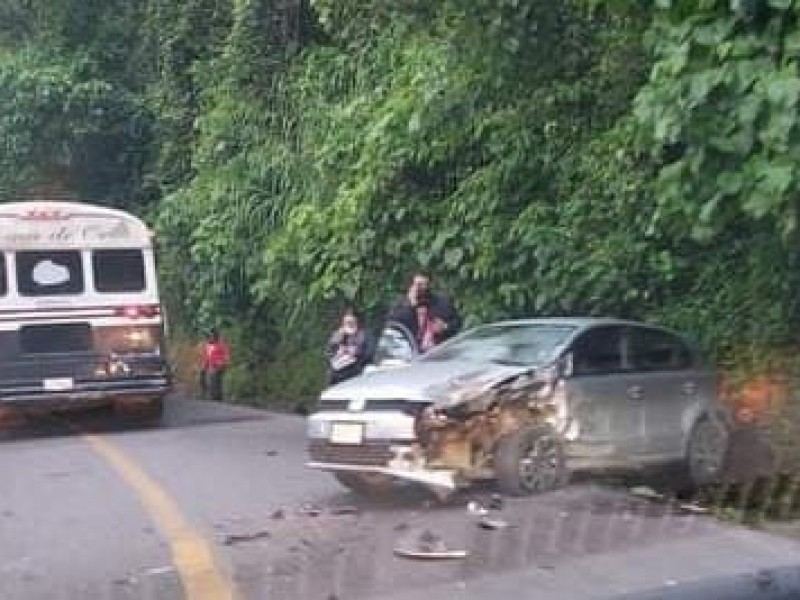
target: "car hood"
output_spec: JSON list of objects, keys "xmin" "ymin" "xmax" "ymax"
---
[{"xmin": 320, "ymin": 359, "xmax": 532, "ymax": 405}]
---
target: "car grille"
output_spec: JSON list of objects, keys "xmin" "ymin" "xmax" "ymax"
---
[
  {"xmin": 317, "ymin": 399, "xmax": 349, "ymax": 411},
  {"xmin": 308, "ymin": 440, "xmax": 395, "ymax": 467},
  {"xmin": 316, "ymin": 399, "xmax": 429, "ymax": 414}
]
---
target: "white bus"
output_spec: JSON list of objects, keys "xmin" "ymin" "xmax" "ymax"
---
[{"xmin": 0, "ymin": 201, "xmax": 170, "ymax": 419}]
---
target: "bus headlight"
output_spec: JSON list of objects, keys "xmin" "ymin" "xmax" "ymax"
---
[{"xmin": 123, "ymin": 328, "xmax": 154, "ymax": 349}]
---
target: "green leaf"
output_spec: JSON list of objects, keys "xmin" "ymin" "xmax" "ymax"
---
[
  {"xmin": 759, "ymin": 164, "xmax": 794, "ymax": 195},
  {"xmin": 784, "ymin": 30, "xmax": 800, "ymax": 57},
  {"xmin": 766, "ymin": 74, "xmax": 800, "ymax": 108},
  {"xmin": 444, "ymin": 247, "xmax": 464, "ymax": 269},
  {"xmin": 408, "ymin": 112, "xmax": 421, "ymax": 133},
  {"xmin": 716, "ymin": 171, "xmax": 744, "ymax": 195},
  {"xmin": 766, "ymin": 0, "xmax": 792, "ymax": 9}
]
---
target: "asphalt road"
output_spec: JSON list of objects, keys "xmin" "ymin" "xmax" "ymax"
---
[{"xmin": 1, "ymin": 398, "xmax": 799, "ymax": 600}]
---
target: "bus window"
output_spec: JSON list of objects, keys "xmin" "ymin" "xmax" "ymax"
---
[
  {"xmin": 16, "ymin": 250, "xmax": 84, "ymax": 296},
  {"xmin": 92, "ymin": 249, "xmax": 146, "ymax": 293},
  {"xmin": 0, "ymin": 254, "xmax": 6, "ymax": 296}
]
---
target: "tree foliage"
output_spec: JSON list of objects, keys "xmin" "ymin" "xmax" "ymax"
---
[
  {"xmin": 635, "ymin": 0, "xmax": 800, "ymax": 241},
  {"xmin": 2, "ymin": 0, "xmax": 800, "ymax": 400},
  {"xmin": 0, "ymin": 47, "xmax": 152, "ymax": 207}
]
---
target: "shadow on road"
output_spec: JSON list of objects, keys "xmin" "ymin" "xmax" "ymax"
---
[{"xmin": 0, "ymin": 397, "xmax": 272, "ymax": 443}]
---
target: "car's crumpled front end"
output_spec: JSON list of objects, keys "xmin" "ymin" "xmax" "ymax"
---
[
  {"xmin": 306, "ymin": 363, "xmax": 573, "ymax": 492},
  {"xmin": 306, "ymin": 399, "xmax": 459, "ymax": 489}
]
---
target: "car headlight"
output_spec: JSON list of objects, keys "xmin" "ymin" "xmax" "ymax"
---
[{"xmin": 307, "ymin": 417, "xmax": 331, "ymax": 439}]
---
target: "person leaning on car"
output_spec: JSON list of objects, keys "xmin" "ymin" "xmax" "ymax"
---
[{"xmin": 388, "ymin": 271, "xmax": 463, "ymax": 352}]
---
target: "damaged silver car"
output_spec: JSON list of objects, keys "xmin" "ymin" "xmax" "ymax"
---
[{"xmin": 306, "ymin": 318, "xmax": 731, "ymax": 498}]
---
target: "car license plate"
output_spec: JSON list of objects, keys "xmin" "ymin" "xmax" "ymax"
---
[
  {"xmin": 43, "ymin": 378, "xmax": 74, "ymax": 391},
  {"xmin": 329, "ymin": 422, "xmax": 364, "ymax": 445}
]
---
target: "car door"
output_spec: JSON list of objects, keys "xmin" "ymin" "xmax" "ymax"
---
[
  {"xmin": 627, "ymin": 325, "xmax": 699, "ymax": 459},
  {"xmin": 564, "ymin": 325, "xmax": 645, "ymax": 457},
  {"xmin": 369, "ymin": 322, "xmax": 419, "ymax": 369}
]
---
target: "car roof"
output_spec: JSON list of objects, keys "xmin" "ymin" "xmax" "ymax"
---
[
  {"xmin": 483, "ymin": 317, "xmax": 633, "ymax": 327},
  {"xmin": 476, "ymin": 317, "xmax": 683, "ymax": 335}
]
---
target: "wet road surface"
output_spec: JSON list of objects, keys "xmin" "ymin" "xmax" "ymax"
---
[{"xmin": 0, "ymin": 398, "xmax": 798, "ymax": 600}]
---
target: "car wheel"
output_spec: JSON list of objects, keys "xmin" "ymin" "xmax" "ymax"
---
[
  {"xmin": 334, "ymin": 472, "xmax": 394, "ymax": 497},
  {"xmin": 494, "ymin": 425, "xmax": 568, "ymax": 496},
  {"xmin": 686, "ymin": 417, "xmax": 729, "ymax": 489}
]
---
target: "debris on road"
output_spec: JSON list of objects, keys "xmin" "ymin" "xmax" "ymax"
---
[
  {"xmin": 298, "ymin": 503, "xmax": 322, "ymax": 517},
  {"xmin": 329, "ymin": 505, "xmax": 360, "ymax": 516},
  {"xmin": 393, "ymin": 529, "xmax": 469, "ymax": 560},
  {"xmin": 144, "ymin": 566, "xmax": 176, "ymax": 576},
  {"xmin": 478, "ymin": 516, "xmax": 510, "ymax": 530},
  {"xmin": 264, "ymin": 450, "xmax": 279, "ymax": 457},
  {"xmin": 467, "ymin": 501, "xmax": 489, "ymax": 516},
  {"xmin": 629, "ymin": 486, "xmax": 665, "ymax": 501},
  {"xmin": 270, "ymin": 509, "xmax": 285, "ymax": 520},
  {"xmin": 678, "ymin": 502, "xmax": 710, "ymax": 515},
  {"xmin": 394, "ymin": 522, "xmax": 410, "ymax": 532},
  {"xmin": 627, "ymin": 485, "xmax": 712, "ymax": 514},
  {"xmin": 222, "ymin": 529, "xmax": 271, "ymax": 546}
]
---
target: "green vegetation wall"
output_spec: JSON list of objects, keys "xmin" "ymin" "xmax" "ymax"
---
[{"xmin": 2, "ymin": 0, "xmax": 800, "ymax": 402}]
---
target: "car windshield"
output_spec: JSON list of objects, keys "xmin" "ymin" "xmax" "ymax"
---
[{"xmin": 421, "ymin": 323, "xmax": 575, "ymax": 366}]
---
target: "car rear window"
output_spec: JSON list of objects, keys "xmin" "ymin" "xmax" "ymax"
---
[
  {"xmin": 92, "ymin": 249, "xmax": 146, "ymax": 293},
  {"xmin": 0, "ymin": 254, "xmax": 6, "ymax": 296},
  {"xmin": 16, "ymin": 250, "xmax": 84, "ymax": 296}
]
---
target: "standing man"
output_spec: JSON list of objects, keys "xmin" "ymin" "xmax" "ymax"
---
[
  {"xmin": 201, "ymin": 330, "xmax": 231, "ymax": 402},
  {"xmin": 388, "ymin": 271, "xmax": 462, "ymax": 352}
]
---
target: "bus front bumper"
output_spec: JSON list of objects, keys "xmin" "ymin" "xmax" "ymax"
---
[{"xmin": 0, "ymin": 377, "xmax": 171, "ymax": 410}]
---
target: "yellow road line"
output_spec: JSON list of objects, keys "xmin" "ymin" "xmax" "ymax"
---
[{"xmin": 82, "ymin": 433, "xmax": 236, "ymax": 600}]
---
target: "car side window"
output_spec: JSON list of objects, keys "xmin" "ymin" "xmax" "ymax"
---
[
  {"xmin": 629, "ymin": 327, "xmax": 693, "ymax": 372},
  {"xmin": 570, "ymin": 326, "xmax": 624, "ymax": 376}
]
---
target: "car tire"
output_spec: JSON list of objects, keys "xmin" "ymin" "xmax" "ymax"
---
[
  {"xmin": 334, "ymin": 472, "xmax": 394, "ymax": 497},
  {"xmin": 494, "ymin": 425, "xmax": 568, "ymax": 496},
  {"xmin": 685, "ymin": 416, "xmax": 729, "ymax": 489}
]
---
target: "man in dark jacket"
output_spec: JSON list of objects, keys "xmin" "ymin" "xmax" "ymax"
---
[{"xmin": 388, "ymin": 272, "xmax": 462, "ymax": 352}]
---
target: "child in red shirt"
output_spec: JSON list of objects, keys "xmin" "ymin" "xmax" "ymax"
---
[{"xmin": 201, "ymin": 330, "xmax": 231, "ymax": 401}]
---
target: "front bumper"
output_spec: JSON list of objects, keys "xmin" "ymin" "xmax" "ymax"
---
[
  {"xmin": 307, "ymin": 457, "xmax": 458, "ymax": 490},
  {"xmin": 308, "ymin": 409, "xmax": 458, "ymax": 489}
]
